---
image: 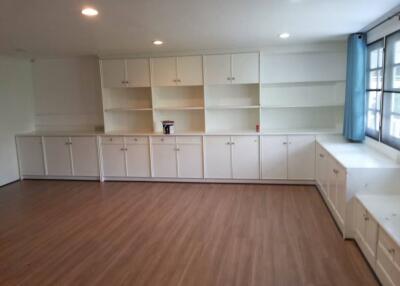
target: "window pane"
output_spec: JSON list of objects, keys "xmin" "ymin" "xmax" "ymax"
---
[
  {"xmin": 378, "ymin": 48, "xmax": 384, "ymax": 68},
  {"xmin": 370, "ymin": 49, "xmax": 378, "ymax": 69},
  {"xmin": 368, "ymin": 91, "xmax": 377, "ymax": 109},
  {"xmin": 378, "ymin": 69, "xmax": 383, "ymax": 89},
  {"xmin": 369, "ymin": 71, "xmax": 378, "ymax": 89},
  {"xmin": 367, "ymin": 111, "xmax": 375, "ymax": 129},
  {"xmin": 392, "ymin": 93, "xmax": 400, "ymax": 114},
  {"xmin": 395, "ymin": 41, "xmax": 400, "ymax": 64},
  {"xmin": 390, "ymin": 115, "xmax": 400, "ymax": 139},
  {"xmin": 392, "ymin": 66, "xmax": 400, "ymax": 89}
]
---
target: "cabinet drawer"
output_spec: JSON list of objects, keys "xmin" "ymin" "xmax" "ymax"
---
[
  {"xmin": 125, "ymin": 136, "xmax": 149, "ymax": 145},
  {"xmin": 176, "ymin": 136, "xmax": 202, "ymax": 144},
  {"xmin": 379, "ymin": 229, "xmax": 397, "ymax": 255},
  {"xmin": 151, "ymin": 136, "xmax": 175, "ymax": 144},
  {"xmin": 101, "ymin": 136, "xmax": 124, "ymax": 145}
]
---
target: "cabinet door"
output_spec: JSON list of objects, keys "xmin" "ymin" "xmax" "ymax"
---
[
  {"xmin": 261, "ymin": 136, "xmax": 287, "ymax": 179},
  {"xmin": 44, "ymin": 137, "xmax": 72, "ymax": 176},
  {"xmin": 327, "ymin": 160, "xmax": 337, "ymax": 208},
  {"xmin": 177, "ymin": 144, "xmax": 203, "ymax": 178},
  {"xmin": 335, "ymin": 165, "xmax": 346, "ymax": 225},
  {"xmin": 125, "ymin": 144, "xmax": 151, "ymax": 177},
  {"xmin": 101, "ymin": 144, "xmax": 126, "ymax": 177},
  {"xmin": 17, "ymin": 137, "xmax": 45, "ymax": 176},
  {"xmin": 101, "ymin": 59, "xmax": 126, "ymax": 88},
  {"xmin": 288, "ymin": 135, "xmax": 315, "ymax": 180},
  {"xmin": 126, "ymin": 58, "xmax": 150, "ymax": 87},
  {"xmin": 354, "ymin": 200, "xmax": 366, "ymax": 244},
  {"xmin": 364, "ymin": 212, "xmax": 379, "ymax": 263},
  {"xmin": 316, "ymin": 144, "xmax": 324, "ymax": 187},
  {"xmin": 231, "ymin": 136, "xmax": 259, "ymax": 179},
  {"xmin": 177, "ymin": 56, "xmax": 203, "ymax": 86},
  {"xmin": 70, "ymin": 137, "xmax": 99, "ymax": 177},
  {"xmin": 204, "ymin": 136, "xmax": 231, "ymax": 178},
  {"xmin": 204, "ymin": 54, "xmax": 231, "ymax": 84},
  {"xmin": 320, "ymin": 150, "xmax": 329, "ymax": 196},
  {"xmin": 151, "ymin": 57, "xmax": 177, "ymax": 86},
  {"xmin": 152, "ymin": 144, "xmax": 177, "ymax": 177},
  {"xmin": 377, "ymin": 231, "xmax": 396, "ymax": 286},
  {"xmin": 231, "ymin": 53, "xmax": 259, "ymax": 84}
]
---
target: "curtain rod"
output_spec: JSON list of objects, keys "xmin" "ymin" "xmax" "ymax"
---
[{"xmin": 366, "ymin": 12, "xmax": 400, "ymax": 34}]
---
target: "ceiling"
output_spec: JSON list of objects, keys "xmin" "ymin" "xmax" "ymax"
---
[{"xmin": 0, "ymin": 0, "xmax": 399, "ymax": 58}]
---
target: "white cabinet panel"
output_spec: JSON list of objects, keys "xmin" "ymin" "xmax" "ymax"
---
[
  {"xmin": 18, "ymin": 137, "xmax": 45, "ymax": 176},
  {"xmin": 177, "ymin": 144, "xmax": 203, "ymax": 178},
  {"xmin": 151, "ymin": 57, "xmax": 177, "ymax": 86},
  {"xmin": 204, "ymin": 55, "xmax": 231, "ymax": 84},
  {"xmin": 102, "ymin": 144, "xmax": 126, "ymax": 177},
  {"xmin": 152, "ymin": 144, "xmax": 177, "ymax": 177},
  {"xmin": 287, "ymin": 135, "xmax": 315, "ymax": 180},
  {"xmin": 377, "ymin": 230, "xmax": 397, "ymax": 286},
  {"xmin": 231, "ymin": 136, "xmax": 259, "ymax": 179},
  {"xmin": 316, "ymin": 145, "xmax": 329, "ymax": 196},
  {"xmin": 204, "ymin": 136, "xmax": 231, "ymax": 178},
  {"xmin": 70, "ymin": 137, "xmax": 99, "ymax": 177},
  {"xmin": 364, "ymin": 212, "xmax": 379, "ymax": 263},
  {"xmin": 354, "ymin": 200, "xmax": 366, "ymax": 244},
  {"xmin": 126, "ymin": 58, "xmax": 150, "ymax": 87},
  {"xmin": 261, "ymin": 136, "xmax": 287, "ymax": 179},
  {"xmin": 44, "ymin": 137, "xmax": 72, "ymax": 176},
  {"xmin": 232, "ymin": 53, "xmax": 259, "ymax": 84},
  {"xmin": 101, "ymin": 59, "xmax": 125, "ymax": 88},
  {"xmin": 126, "ymin": 144, "xmax": 150, "ymax": 177},
  {"xmin": 335, "ymin": 165, "xmax": 346, "ymax": 225},
  {"xmin": 177, "ymin": 56, "xmax": 203, "ymax": 86}
]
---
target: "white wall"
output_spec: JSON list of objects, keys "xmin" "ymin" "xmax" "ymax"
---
[
  {"xmin": 0, "ymin": 56, "xmax": 35, "ymax": 186},
  {"xmin": 32, "ymin": 57, "xmax": 103, "ymax": 131}
]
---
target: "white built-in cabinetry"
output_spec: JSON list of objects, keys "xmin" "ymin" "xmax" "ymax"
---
[
  {"xmin": 376, "ymin": 227, "xmax": 400, "ymax": 286},
  {"xmin": 101, "ymin": 136, "xmax": 151, "ymax": 177},
  {"xmin": 261, "ymin": 135, "xmax": 315, "ymax": 180},
  {"xmin": 354, "ymin": 199, "xmax": 379, "ymax": 269},
  {"xmin": 204, "ymin": 136, "xmax": 259, "ymax": 179},
  {"xmin": 17, "ymin": 136, "xmax": 45, "ymax": 176}
]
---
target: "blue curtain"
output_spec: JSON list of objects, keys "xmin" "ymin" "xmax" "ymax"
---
[{"xmin": 343, "ymin": 33, "xmax": 367, "ymax": 142}]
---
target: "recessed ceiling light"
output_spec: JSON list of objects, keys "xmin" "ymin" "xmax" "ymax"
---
[
  {"xmin": 279, "ymin": 33, "xmax": 290, "ymax": 39},
  {"xmin": 81, "ymin": 7, "xmax": 98, "ymax": 17},
  {"xmin": 153, "ymin": 40, "xmax": 163, "ymax": 46}
]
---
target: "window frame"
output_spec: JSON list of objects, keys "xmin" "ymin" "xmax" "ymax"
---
[{"xmin": 365, "ymin": 29, "xmax": 400, "ymax": 151}]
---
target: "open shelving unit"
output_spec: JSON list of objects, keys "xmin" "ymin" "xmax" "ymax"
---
[{"xmin": 260, "ymin": 81, "xmax": 345, "ymax": 132}]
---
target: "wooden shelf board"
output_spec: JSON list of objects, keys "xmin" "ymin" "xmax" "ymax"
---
[
  {"xmin": 261, "ymin": 104, "xmax": 344, "ymax": 109},
  {"xmin": 105, "ymin": 108, "xmax": 152, "ymax": 112},
  {"xmin": 154, "ymin": 107, "xmax": 204, "ymax": 111},
  {"xmin": 206, "ymin": 105, "xmax": 260, "ymax": 110}
]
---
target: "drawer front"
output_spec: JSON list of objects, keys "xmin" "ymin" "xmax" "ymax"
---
[
  {"xmin": 176, "ymin": 136, "xmax": 202, "ymax": 144},
  {"xmin": 125, "ymin": 136, "xmax": 149, "ymax": 145},
  {"xmin": 151, "ymin": 136, "xmax": 176, "ymax": 144},
  {"xmin": 101, "ymin": 136, "xmax": 124, "ymax": 145},
  {"xmin": 380, "ymin": 229, "xmax": 397, "ymax": 255}
]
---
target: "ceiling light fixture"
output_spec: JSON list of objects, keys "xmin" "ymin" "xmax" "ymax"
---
[
  {"xmin": 81, "ymin": 7, "xmax": 98, "ymax": 17},
  {"xmin": 279, "ymin": 33, "xmax": 290, "ymax": 39},
  {"xmin": 153, "ymin": 40, "xmax": 163, "ymax": 46}
]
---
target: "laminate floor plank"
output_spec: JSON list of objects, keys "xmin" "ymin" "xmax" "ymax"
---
[{"xmin": 0, "ymin": 181, "xmax": 378, "ymax": 286}]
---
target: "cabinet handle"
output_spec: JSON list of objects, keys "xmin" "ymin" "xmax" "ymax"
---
[
  {"xmin": 231, "ymin": 142, "xmax": 235, "ymax": 145},
  {"xmin": 333, "ymin": 169, "xmax": 339, "ymax": 174},
  {"xmin": 226, "ymin": 142, "xmax": 230, "ymax": 145},
  {"xmin": 282, "ymin": 142, "xmax": 287, "ymax": 145},
  {"xmin": 227, "ymin": 77, "xmax": 231, "ymax": 81},
  {"xmin": 319, "ymin": 154, "xmax": 325, "ymax": 158},
  {"xmin": 160, "ymin": 138, "xmax": 164, "ymax": 142},
  {"xmin": 175, "ymin": 148, "xmax": 180, "ymax": 151},
  {"xmin": 231, "ymin": 77, "xmax": 235, "ymax": 80},
  {"xmin": 176, "ymin": 79, "xmax": 181, "ymax": 82},
  {"xmin": 134, "ymin": 138, "xmax": 138, "ymax": 142}
]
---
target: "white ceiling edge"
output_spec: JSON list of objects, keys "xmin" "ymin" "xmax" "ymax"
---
[
  {"xmin": 95, "ymin": 40, "xmax": 347, "ymax": 60},
  {"xmin": 361, "ymin": 4, "xmax": 400, "ymax": 32}
]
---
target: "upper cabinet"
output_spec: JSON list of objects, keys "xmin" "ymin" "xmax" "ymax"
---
[
  {"xmin": 204, "ymin": 53, "xmax": 259, "ymax": 85},
  {"xmin": 261, "ymin": 52, "xmax": 346, "ymax": 84},
  {"xmin": 151, "ymin": 56, "xmax": 203, "ymax": 86},
  {"xmin": 101, "ymin": 58, "xmax": 150, "ymax": 88}
]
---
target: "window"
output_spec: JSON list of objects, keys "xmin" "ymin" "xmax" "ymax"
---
[
  {"xmin": 382, "ymin": 31, "xmax": 400, "ymax": 149},
  {"xmin": 366, "ymin": 40, "xmax": 384, "ymax": 139},
  {"xmin": 366, "ymin": 30, "xmax": 400, "ymax": 150}
]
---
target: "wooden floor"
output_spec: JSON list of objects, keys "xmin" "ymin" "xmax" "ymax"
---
[{"xmin": 0, "ymin": 181, "xmax": 378, "ymax": 286}]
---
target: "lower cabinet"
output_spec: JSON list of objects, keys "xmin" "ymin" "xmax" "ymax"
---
[
  {"xmin": 376, "ymin": 228, "xmax": 400, "ymax": 286},
  {"xmin": 151, "ymin": 136, "xmax": 203, "ymax": 179},
  {"xmin": 316, "ymin": 144, "xmax": 329, "ymax": 196},
  {"xmin": 44, "ymin": 137, "xmax": 72, "ymax": 176},
  {"xmin": 261, "ymin": 135, "xmax": 315, "ymax": 180},
  {"xmin": 204, "ymin": 135, "xmax": 259, "ymax": 179},
  {"xmin": 101, "ymin": 136, "xmax": 151, "ymax": 178},
  {"xmin": 354, "ymin": 199, "xmax": 379, "ymax": 269},
  {"xmin": 327, "ymin": 160, "xmax": 346, "ymax": 227},
  {"xmin": 44, "ymin": 136, "xmax": 99, "ymax": 177},
  {"xmin": 17, "ymin": 136, "xmax": 45, "ymax": 176}
]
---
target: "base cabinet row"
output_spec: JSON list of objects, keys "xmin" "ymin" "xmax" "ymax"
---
[
  {"xmin": 354, "ymin": 198, "xmax": 400, "ymax": 286},
  {"xmin": 17, "ymin": 134, "xmax": 316, "ymax": 181},
  {"xmin": 17, "ymin": 136, "xmax": 99, "ymax": 177},
  {"xmin": 316, "ymin": 143, "xmax": 346, "ymax": 231}
]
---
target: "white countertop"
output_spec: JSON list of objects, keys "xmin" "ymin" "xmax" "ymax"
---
[
  {"xmin": 17, "ymin": 128, "xmax": 341, "ymax": 137},
  {"xmin": 317, "ymin": 135, "xmax": 400, "ymax": 169},
  {"xmin": 356, "ymin": 194, "xmax": 400, "ymax": 246}
]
